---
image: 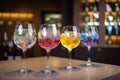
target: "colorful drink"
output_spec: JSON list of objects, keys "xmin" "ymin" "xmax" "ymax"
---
[
  {"xmin": 80, "ymin": 32, "xmax": 99, "ymax": 48},
  {"xmin": 14, "ymin": 29, "xmax": 36, "ymax": 50},
  {"xmin": 38, "ymin": 37, "xmax": 60, "ymax": 51},
  {"xmin": 60, "ymin": 32, "xmax": 80, "ymax": 50}
]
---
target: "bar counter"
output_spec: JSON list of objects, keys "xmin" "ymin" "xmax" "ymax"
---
[{"xmin": 0, "ymin": 56, "xmax": 120, "ymax": 80}]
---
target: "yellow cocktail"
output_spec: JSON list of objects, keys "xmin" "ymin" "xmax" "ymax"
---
[{"xmin": 60, "ymin": 31, "xmax": 80, "ymax": 50}]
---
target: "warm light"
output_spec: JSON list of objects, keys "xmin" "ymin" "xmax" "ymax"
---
[
  {"xmin": 88, "ymin": 22, "xmax": 94, "ymax": 25},
  {"xmin": 27, "ymin": 14, "xmax": 33, "ymax": 19},
  {"xmin": 0, "ymin": 12, "xmax": 33, "ymax": 19},
  {"xmin": 0, "ymin": 13, "xmax": 2, "ymax": 17},
  {"xmin": 118, "ymin": 22, "xmax": 120, "ymax": 26},
  {"xmin": 19, "ymin": 13, "xmax": 28, "ymax": 19},
  {"xmin": 104, "ymin": 22, "xmax": 116, "ymax": 26},
  {"xmin": 0, "ymin": 12, "xmax": 33, "ymax": 25},
  {"xmin": 94, "ymin": 22, "xmax": 99, "ymax": 26},
  {"xmin": 105, "ymin": 35, "xmax": 120, "ymax": 45},
  {"xmin": 2, "ymin": 13, "xmax": 10, "ymax": 18},
  {"xmin": 105, "ymin": 12, "xmax": 119, "ymax": 22},
  {"xmin": 11, "ymin": 13, "xmax": 19, "ymax": 19},
  {"xmin": 105, "ymin": 0, "xmax": 118, "ymax": 2},
  {"xmin": 81, "ymin": 0, "xmax": 99, "ymax": 3}
]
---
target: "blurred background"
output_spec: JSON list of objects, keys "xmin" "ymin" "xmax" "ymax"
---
[{"xmin": 0, "ymin": 0, "xmax": 120, "ymax": 65}]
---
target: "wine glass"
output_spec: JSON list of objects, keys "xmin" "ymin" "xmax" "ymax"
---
[
  {"xmin": 37, "ymin": 24, "xmax": 60, "ymax": 76},
  {"xmin": 13, "ymin": 22, "xmax": 37, "ymax": 73},
  {"xmin": 79, "ymin": 25, "xmax": 100, "ymax": 67},
  {"xmin": 59, "ymin": 26, "xmax": 80, "ymax": 71}
]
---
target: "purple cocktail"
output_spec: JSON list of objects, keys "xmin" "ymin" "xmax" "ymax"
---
[{"xmin": 80, "ymin": 26, "xmax": 99, "ymax": 67}]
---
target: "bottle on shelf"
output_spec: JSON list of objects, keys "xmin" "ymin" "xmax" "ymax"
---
[
  {"xmin": 84, "ymin": 12, "xmax": 90, "ymax": 25},
  {"xmin": 93, "ymin": 12, "xmax": 99, "ymax": 25},
  {"xmin": 117, "ymin": 13, "xmax": 120, "ymax": 23},
  {"xmin": 114, "ymin": 21, "xmax": 119, "ymax": 45},
  {"xmin": 0, "ymin": 34, "xmax": 3, "ymax": 60},
  {"xmin": 114, "ymin": 22, "xmax": 119, "ymax": 35},
  {"xmin": 106, "ymin": 22, "xmax": 113, "ymax": 36},
  {"xmin": 84, "ymin": 0, "xmax": 90, "ymax": 12},
  {"xmin": 116, "ymin": 14, "xmax": 120, "ymax": 41},
  {"xmin": 2, "ymin": 32, "xmax": 8, "ymax": 46},
  {"xmin": 93, "ymin": 0, "xmax": 98, "ymax": 12},
  {"xmin": 7, "ymin": 36, "xmax": 14, "ymax": 60},
  {"xmin": 106, "ymin": 3, "xmax": 112, "ymax": 12},
  {"xmin": 0, "ymin": 13, "xmax": 4, "ymax": 26},
  {"xmin": 7, "ymin": 47, "xmax": 14, "ymax": 60},
  {"xmin": 91, "ymin": 0, "xmax": 99, "ymax": 26},
  {"xmin": 105, "ymin": 2, "xmax": 113, "ymax": 25},
  {"xmin": 105, "ymin": 0, "xmax": 120, "ymax": 45},
  {"xmin": 115, "ymin": 13, "xmax": 120, "ymax": 45},
  {"xmin": 2, "ymin": 32, "xmax": 9, "ymax": 60},
  {"xmin": 15, "ymin": 48, "xmax": 22, "ymax": 60},
  {"xmin": 106, "ymin": 21, "xmax": 113, "ymax": 46},
  {"xmin": 7, "ymin": 15, "xmax": 13, "ymax": 26},
  {"xmin": 114, "ymin": 1, "xmax": 119, "ymax": 12},
  {"xmin": 3, "ymin": 49, "xmax": 8, "ymax": 60},
  {"xmin": 107, "ymin": 12, "xmax": 114, "ymax": 23}
]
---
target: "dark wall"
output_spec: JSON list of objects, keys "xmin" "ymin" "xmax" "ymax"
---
[
  {"xmin": 51, "ymin": 46, "xmax": 120, "ymax": 65},
  {"xmin": 62, "ymin": 0, "xmax": 73, "ymax": 26},
  {"xmin": 0, "ymin": 0, "xmax": 62, "ymax": 57},
  {"xmin": 74, "ymin": 46, "xmax": 120, "ymax": 65}
]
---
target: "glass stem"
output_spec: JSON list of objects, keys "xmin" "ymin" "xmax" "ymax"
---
[
  {"xmin": 45, "ymin": 50, "xmax": 51, "ymax": 73},
  {"xmin": 67, "ymin": 49, "xmax": 72, "ymax": 69},
  {"xmin": 22, "ymin": 49, "xmax": 27, "ymax": 73},
  {"xmin": 87, "ymin": 47, "xmax": 92, "ymax": 66}
]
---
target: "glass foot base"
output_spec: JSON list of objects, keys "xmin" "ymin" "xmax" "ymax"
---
[
  {"xmin": 20, "ymin": 69, "xmax": 33, "ymax": 73},
  {"xmin": 4, "ymin": 69, "xmax": 33, "ymax": 76},
  {"xmin": 33, "ymin": 70, "xmax": 58, "ymax": 77},
  {"xmin": 79, "ymin": 64, "xmax": 101, "ymax": 68},
  {"xmin": 59, "ymin": 66, "xmax": 80, "ymax": 71}
]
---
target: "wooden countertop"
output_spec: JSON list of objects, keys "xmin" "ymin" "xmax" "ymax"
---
[{"xmin": 0, "ymin": 56, "xmax": 120, "ymax": 80}]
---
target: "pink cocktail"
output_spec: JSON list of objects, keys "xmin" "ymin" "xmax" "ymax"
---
[{"xmin": 38, "ymin": 37, "xmax": 60, "ymax": 51}]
